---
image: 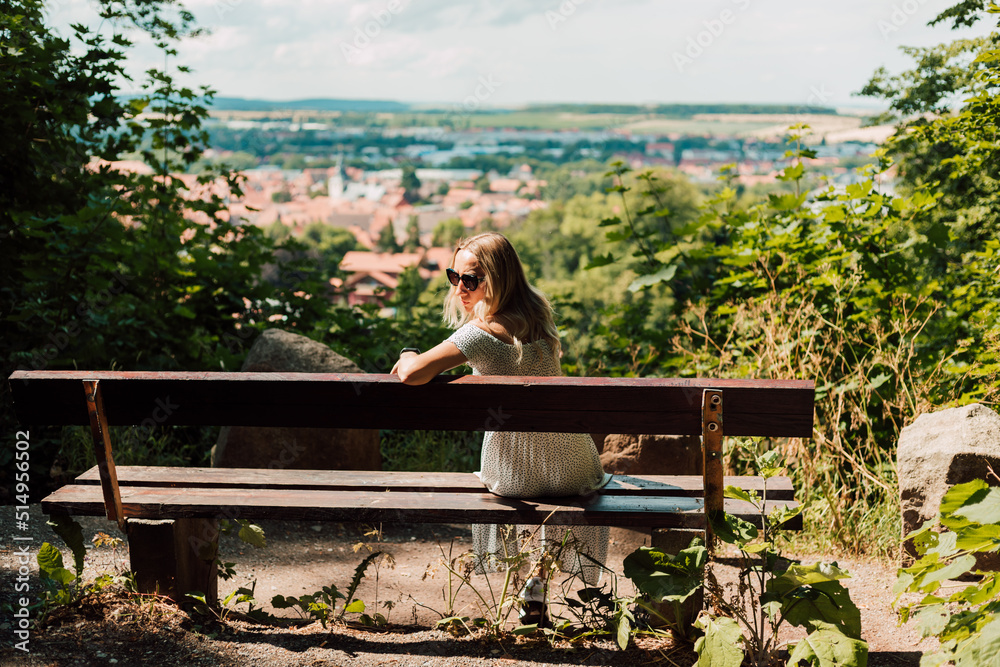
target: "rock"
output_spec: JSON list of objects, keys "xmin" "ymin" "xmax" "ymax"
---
[
  {"xmin": 600, "ymin": 433, "xmax": 703, "ymax": 476},
  {"xmin": 211, "ymin": 329, "xmax": 382, "ymax": 470},
  {"xmin": 898, "ymin": 403, "xmax": 1000, "ymax": 566}
]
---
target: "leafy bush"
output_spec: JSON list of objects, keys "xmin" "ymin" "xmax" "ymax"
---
[{"xmin": 895, "ymin": 476, "xmax": 1000, "ymax": 666}]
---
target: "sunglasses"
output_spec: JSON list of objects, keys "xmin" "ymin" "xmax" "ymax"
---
[{"xmin": 446, "ymin": 268, "xmax": 485, "ymax": 292}]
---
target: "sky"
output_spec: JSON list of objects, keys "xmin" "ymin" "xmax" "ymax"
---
[{"xmin": 46, "ymin": 0, "xmax": 997, "ymax": 110}]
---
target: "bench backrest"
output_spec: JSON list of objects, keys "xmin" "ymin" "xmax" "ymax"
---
[
  {"xmin": 9, "ymin": 371, "xmax": 814, "ymax": 437},
  {"xmin": 9, "ymin": 369, "xmax": 815, "ymax": 546}
]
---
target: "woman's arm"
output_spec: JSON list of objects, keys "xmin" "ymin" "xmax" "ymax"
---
[{"xmin": 391, "ymin": 340, "xmax": 468, "ymax": 385}]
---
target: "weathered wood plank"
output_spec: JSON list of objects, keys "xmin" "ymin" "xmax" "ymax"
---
[
  {"xmin": 9, "ymin": 371, "xmax": 815, "ymax": 437},
  {"xmin": 74, "ymin": 466, "xmax": 795, "ymax": 500},
  {"xmin": 42, "ymin": 484, "xmax": 802, "ymax": 530}
]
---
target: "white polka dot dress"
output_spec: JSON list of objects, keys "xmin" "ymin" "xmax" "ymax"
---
[{"xmin": 447, "ymin": 322, "xmax": 612, "ymax": 584}]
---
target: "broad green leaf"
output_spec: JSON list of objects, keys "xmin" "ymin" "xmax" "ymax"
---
[
  {"xmin": 919, "ymin": 554, "xmax": 977, "ymax": 591},
  {"xmin": 787, "ymin": 624, "xmax": 868, "ymax": 667},
  {"xmin": 778, "ymin": 162, "xmax": 805, "ymax": 182},
  {"xmin": 768, "ymin": 503, "xmax": 803, "ymax": 530},
  {"xmin": 270, "ymin": 595, "xmax": 298, "ymax": 608},
  {"xmin": 37, "ymin": 542, "xmax": 65, "ymax": 574},
  {"xmin": 238, "ymin": 522, "xmax": 267, "ymax": 548},
  {"xmin": 920, "ymin": 650, "xmax": 952, "ymax": 667},
  {"xmin": 772, "ymin": 562, "xmax": 854, "ymax": 586},
  {"xmin": 768, "ymin": 192, "xmax": 808, "ymax": 211},
  {"xmin": 915, "ymin": 605, "xmax": 950, "ymax": 638},
  {"xmin": 724, "ymin": 485, "xmax": 755, "ymax": 504},
  {"xmin": 927, "ymin": 531, "xmax": 958, "ymax": 559},
  {"xmin": 344, "ymin": 599, "xmax": 365, "ymax": 614},
  {"xmin": 955, "ymin": 524, "xmax": 1000, "ymax": 553},
  {"xmin": 708, "ymin": 510, "xmax": 758, "ymax": 544},
  {"xmin": 741, "ymin": 542, "xmax": 770, "ymax": 554},
  {"xmin": 617, "ymin": 612, "xmax": 631, "ymax": 650},
  {"xmin": 584, "ymin": 252, "xmax": 616, "ymax": 270},
  {"xmin": 768, "ymin": 569, "xmax": 862, "ymax": 639},
  {"xmin": 622, "ymin": 543, "xmax": 706, "ymax": 604},
  {"xmin": 954, "ymin": 487, "xmax": 1000, "ymax": 526},
  {"xmin": 951, "ymin": 574, "xmax": 1000, "ymax": 605},
  {"xmin": 940, "ymin": 480, "xmax": 989, "ymax": 527},
  {"xmin": 628, "ymin": 264, "xmax": 677, "ymax": 292},
  {"xmin": 693, "ymin": 615, "xmax": 744, "ymax": 667},
  {"xmin": 954, "ymin": 617, "xmax": 1000, "ymax": 667},
  {"xmin": 45, "ymin": 567, "xmax": 77, "ymax": 585},
  {"xmin": 47, "ymin": 516, "xmax": 85, "ymax": 576},
  {"xmin": 605, "ymin": 228, "xmax": 633, "ymax": 243}
]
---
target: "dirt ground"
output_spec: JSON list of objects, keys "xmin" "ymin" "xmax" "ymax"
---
[{"xmin": 1, "ymin": 505, "xmax": 935, "ymax": 666}]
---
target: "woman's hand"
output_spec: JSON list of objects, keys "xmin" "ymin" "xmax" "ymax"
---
[{"xmin": 392, "ymin": 342, "xmax": 467, "ymax": 385}]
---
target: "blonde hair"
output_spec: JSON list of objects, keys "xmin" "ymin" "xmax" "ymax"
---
[{"xmin": 443, "ymin": 232, "xmax": 561, "ymax": 359}]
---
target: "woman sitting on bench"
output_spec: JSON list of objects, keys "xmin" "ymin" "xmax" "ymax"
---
[{"xmin": 392, "ymin": 231, "xmax": 612, "ymax": 627}]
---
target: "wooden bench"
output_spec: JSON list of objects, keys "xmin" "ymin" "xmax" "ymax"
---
[{"xmin": 9, "ymin": 370, "xmax": 814, "ymax": 605}]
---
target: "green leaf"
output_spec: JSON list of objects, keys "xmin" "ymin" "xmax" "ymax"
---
[
  {"xmin": 767, "ymin": 564, "xmax": 861, "ymax": 640},
  {"xmin": 344, "ymin": 599, "xmax": 365, "ymax": 614},
  {"xmin": 778, "ymin": 162, "xmax": 805, "ymax": 181},
  {"xmin": 628, "ymin": 264, "xmax": 677, "ymax": 292},
  {"xmin": 915, "ymin": 605, "xmax": 950, "ymax": 638},
  {"xmin": 768, "ymin": 192, "xmax": 808, "ymax": 211},
  {"xmin": 584, "ymin": 252, "xmax": 616, "ymax": 270},
  {"xmin": 270, "ymin": 594, "xmax": 298, "ymax": 609},
  {"xmin": 709, "ymin": 510, "xmax": 758, "ymax": 544},
  {"xmin": 920, "ymin": 554, "xmax": 977, "ymax": 591},
  {"xmin": 47, "ymin": 516, "xmax": 86, "ymax": 576},
  {"xmin": 954, "ymin": 617, "xmax": 1000, "ymax": 667},
  {"xmin": 724, "ymin": 485, "xmax": 755, "ymax": 504},
  {"xmin": 237, "ymin": 522, "xmax": 266, "ymax": 548},
  {"xmin": 787, "ymin": 623, "xmax": 869, "ymax": 667},
  {"xmin": 617, "ymin": 612, "xmax": 631, "ymax": 650},
  {"xmin": 940, "ymin": 480, "xmax": 990, "ymax": 524},
  {"xmin": 622, "ymin": 542, "xmax": 706, "ymax": 604},
  {"xmin": 954, "ymin": 487, "xmax": 1000, "ymax": 527},
  {"xmin": 37, "ymin": 542, "xmax": 65, "ymax": 575},
  {"xmin": 45, "ymin": 567, "xmax": 77, "ymax": 585},
  {"xmin": 955, "ymin": 524, "xmax": 1000, "ymax": 553},
  {"xmin": 693, "ymin": 615, "xmax": 744, "ymax": 667}
]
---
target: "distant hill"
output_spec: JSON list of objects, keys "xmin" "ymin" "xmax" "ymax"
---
[{"xmin": 211, "ymin": 97, "xmax": 411, "ymax": 112}]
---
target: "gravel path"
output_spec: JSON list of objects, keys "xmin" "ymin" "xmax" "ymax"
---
[{"xmin": 1, "ymin": 505, "xmax": 936, "ymax": 666}]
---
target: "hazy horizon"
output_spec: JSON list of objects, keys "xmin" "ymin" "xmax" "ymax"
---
[{"xmin": 46, "ymin": 0, "xmax": 995, "ymax": 111}]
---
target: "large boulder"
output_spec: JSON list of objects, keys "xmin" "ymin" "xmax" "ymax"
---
[
  {"xmin": 600, "ymin": 434, "xmax": 703, "ymax": 476},
  {"xmin": 898, "ymin": 403, "xmax": 1000, "ymax": 565},
  {"xmin": 211, "ymin": 329, "xmax": 382, "ymax": 470}
]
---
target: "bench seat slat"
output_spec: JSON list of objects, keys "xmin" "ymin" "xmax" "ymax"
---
[
  {"xmin": 73, "ymin": 466, "xmax": 795, "ymax": 500},
  {"xmin": 42, "ymin": 484, "xmax": 802, "ymax": 530}
]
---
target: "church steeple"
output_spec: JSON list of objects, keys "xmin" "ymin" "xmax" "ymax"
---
[{"xmin": 329, "ymin": 153, "xmax": 347, "ymax": 199}]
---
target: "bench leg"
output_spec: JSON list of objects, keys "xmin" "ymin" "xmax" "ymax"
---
[
  {"xmin": 127, "ymin": 518, "xmax": 219, "ymax": 606},
  {"xmin": 649, "ymin": 528, "xmax": 705, "ymax": 630}
]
